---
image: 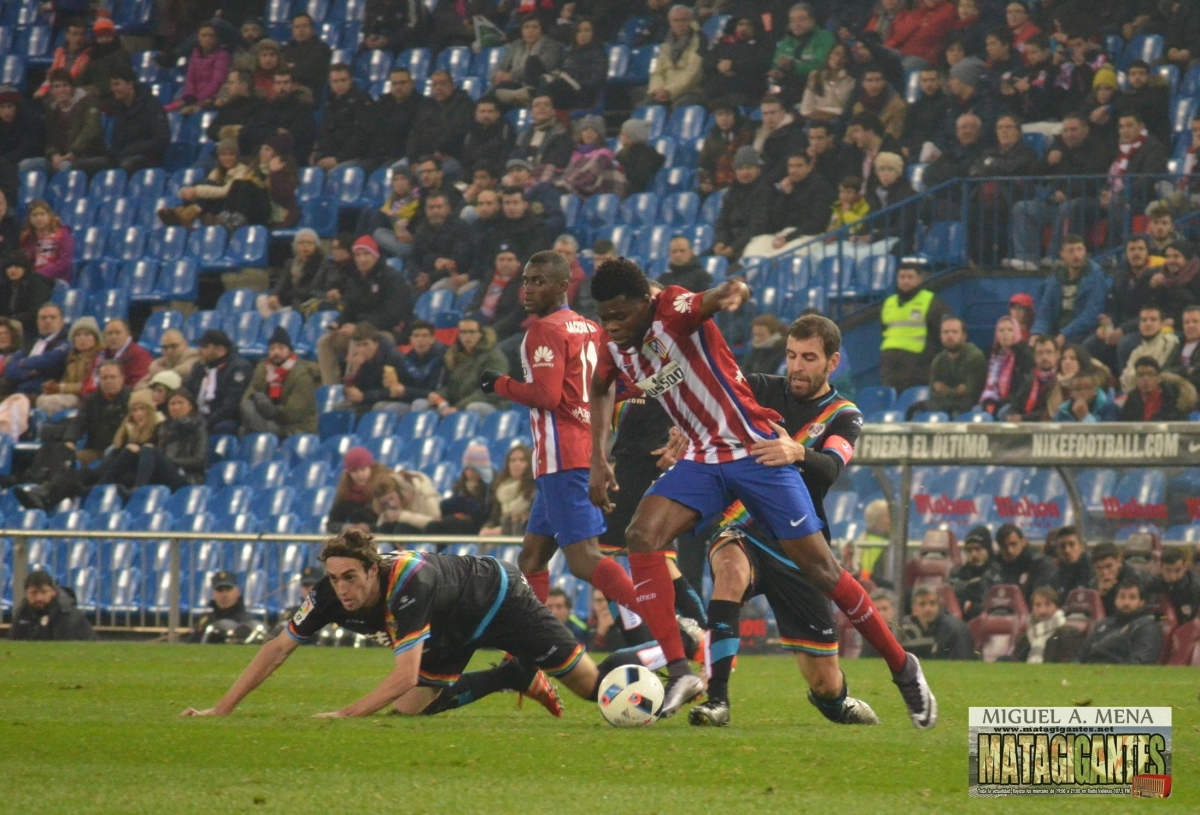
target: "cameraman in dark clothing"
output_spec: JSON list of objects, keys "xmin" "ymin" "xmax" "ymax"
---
[{"xmin": 190, "ymin": 571, "xmax": 258, "ymax": 644}]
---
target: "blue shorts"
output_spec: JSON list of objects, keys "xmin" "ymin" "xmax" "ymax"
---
[
  {"xmin": 527, "ymin": 468, "xmax": 607, "ymax": 547},
  {"xmin": 647, "ymin": 457, "xmax": 824, "ymax": 540}
]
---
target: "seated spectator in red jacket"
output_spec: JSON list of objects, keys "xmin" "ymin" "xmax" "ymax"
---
[
  {"xmin": 886, "ymin": 0, "xmax": 958, "ymax": 70},
  {"xmin": 1005, "ymin": 1, "xmax": 1041, "ymax": 59},
  {"xmin": 20, "ymin": 200, "xmax": 73, "ymax": 285},
  {"xmin": 93, "ymin": 319, "xmax": 153, "ymax": 388}
]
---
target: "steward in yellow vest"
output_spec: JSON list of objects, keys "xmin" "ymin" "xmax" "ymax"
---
[{"xmin": 878, "ymin": 256, "xmax": 952, "ymax": 393}]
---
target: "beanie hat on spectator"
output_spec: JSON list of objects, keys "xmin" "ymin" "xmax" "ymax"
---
[
  {"xmin": 256, "ymin": 38, "xmax": 280, "ymax": 53},
  {"xmin": 949, "ymin": 57, "xmax": 986, "ymax": 88},
  {"xmin": 621, "ymin": 119, "xmax": 650, "ymax": 143},
  {"xmin": 0, "ymin": 85, "xmax": 21, "ymax": 105},
  {"xmin": 964, "ymin": 525, "xmax": 992, "ymax": 550},
  {"xmin": 573, "ymin": 115, "xmax": 605, "ymax": 139},
  {"xmin": 352, "ymin": 235, "xmax": 380, "ymax": 258},
  {"xmin": 93, "ymin": 18, "xmax": 116, "ymax": 36},
  {"xmin": 3, "ymin": 250, "xmax": 31, "ymax": 272},
  {"xmin": 198, "ymin": 328, "xmax": 233, "ymax": 350},
  {"xmin": 733, "ymin": 146, "xmax": 762, "ymax": 168},
  {"xmin": 216, "ymin": 138, "xmax": 239, "ymax": 156},
  {"xmin": 874, "ymin": 151, "xmax": 904, "ymax": 175},
  {"xmin": 69, "ymin": 316, "xmax": 101, "ymax": 344},
  {"xmin": 128, "ymin": 389, "xmax": 157, "ymax": 411},
  {"xmin": 506, "ymin": 158, "xmax": 533, "ymax": 171},
  {"xmin": 343, "ymin": 446, "xmax": 374, "ymax": 471},
  {"xmin": 1092, "ymin": 65, "xmax": 1118, "ymax": 91},
  {"xmin": 462, "ymin": 440, "xmax": 491, "ymax": 471},
  {"xmin": 268, "ymin": 325, "xmax": 293, "ymax": 349},
  {"xmin": 1008, "ymin": 292, "xmax": 1034, "ymax": 310},
  {"xmin": 149, "ymin": 370, "xmax": 183, "ymax": 391},
  {"xmin": 172, "ymin": 386, "xmax": 197, "ymax": 408},
  {"xmin": 263, "ymin": 132, "xmax": 294, "ymax": 157},
  {"xmin": 1169, "ymin": 239, "xmax": 1196, "ymax": 260}
]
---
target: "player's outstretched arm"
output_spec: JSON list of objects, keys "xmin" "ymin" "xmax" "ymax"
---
[
  {"xmin": 314, "ymin": 645, "xmax": 422, "ymax": 718},
  {"xmin": 699, "ymin": 278, "xmax": 749, "ymax": 321},
  {"xmin": 588, "ymin": 373, "xmax": 618, "ymax": 512},
  {"xmin": 181, "ymin": 632, "xmax": 301, "ymax": 716}
]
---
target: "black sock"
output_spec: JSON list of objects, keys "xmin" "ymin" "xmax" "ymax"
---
[
  {"xmin": 421, "ymin": 660, "xmax": 526, "ymax": 715},
  {"xmin": 705, "ymin": 599, "xmax": 741, "ymax": 704},
  {"xmin": 672, "ymin": 575, "xmax": 708, "ymax": 628},
  {"xmin": 809, "ymin": 673, "xmax": 849, "ymax": 723}
]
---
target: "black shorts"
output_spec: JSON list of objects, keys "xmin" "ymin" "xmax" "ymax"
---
[
  {"xmin": 599, "ymin": 455, "xmax": 677, "ymax": 559},
  {"xmin": 416, "ymin": 563, "xmax": 586, "ymax": 687},
  {"xmin": 709, "ymin": 528, "xmax": 838, "ymax": 657}
]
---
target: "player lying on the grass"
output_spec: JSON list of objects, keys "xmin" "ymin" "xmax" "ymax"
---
[
  {"xmin": 183, "ymin": 531, "xmax": 601, "ymax": 719},
  {"xmin": 476, "ymin": 251, "xmax": 649, "ymax": 645},
  {"xmin": 681, "ymin": 314, "xmax": 880, "ymax": 727},
  {"xmin": 588, "ymin": 259, "xmax": 935, "ymax": 726}
]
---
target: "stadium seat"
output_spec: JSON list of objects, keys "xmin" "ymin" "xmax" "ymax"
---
[
  {"xmin": 967, "ymin": 583, "xmax": 1028, "ymax": 661},
  {"xmin": 186, "ymin": 225, "xmax": 227, "ymax": 267},
  {"xmin": 658, "ymin": 192, "xmax": 700, "ymax": 227},
  {"xmin": 315, "ymin": 384, "xmax": 344, "ymax": 415},
  {"xmin": 435, "ymin": 411, "xmax": 479, "ymax": 443},
  {"xmin": 396, "ymin": 47, "xmax": 432, "ymax": 83},
  {"xmin": 47, "ymin": 169, "xmax": 88, "ymax": 209},
  {"xmin": 620, "ymin": 192, "xmax": 659, "ymax": 227},
  {"xmin": 1119, "ymin": 33, "xmax": 1163, "ymax": 70},
  {"xmin": 415, "ymin": 289, "xmax": 455, "ymax": 321},
  {"xmin": 700, "ymin": 188, "xmax": 725, "ymax": 225},
  {"xmin": 282, "ymin": 433, "xmax": 322, "ymax": 463},
  {"xmin": 83, "ymin": 484, "xmax": 125, "ymax": 516},
  {"xmin": 920, "ymin": 221, "xmax": 966, "ymax": 265},
  {"xmin": 124, "ymin": 260, "xmax": 160, "ymax": 304},
  {"xmin": 88, "ymin": 289, "xmax": 130, "ymax": 323},
  {"xmin": 244, "ymin": 460, "xmax": 290, "ymax": 491},
  {"xmin": 1063, "ymin": 588, "xmax": 1105, "ymax": 636},
  {"xmin": 434, "ymin": 45, "xmax": 472, "ymax": 80},
  {"xmin": 88, "ymin": 168, "xmax": 127, "ymax": 204},
  {"xmin": 148, "ymin": 226, "xmax": 188, "ymax": 262},
  {"xmin": 296, "ymin": 459, "xmax": 332, "ymax": 489},
  {"xmin": 365, "ymin": 435, "xmax": 404, "ymax": 467},
  {"xmin": 652, "ymin": 167, "xmax": 694, "ymax": 196},
  {"xmin": 666, "ymin": 104, "xmax": 707, "ymax": 140},
  {"xmin": 166, "ymin": 486, "xmax": 210, "ymax": 517},
  {"xmin": 206, "ymin": 460, "xmax": 246, "ymax": 489},
  {"xmin": 237, "ymin": 433, "xmax": 280, "ymax": 467},
  {"xmin": 208, "ymin": 434, "xmax": 239, "ymax": 464},
  {"xmin": 211, "ymin": 486, "xmax": 254, "ymax": 517},
  {"xmin": 855, "ymin": 386, "xmax": 896, "ymax": 416},
  {"xmin": 1076, "ymin": 468, "xmax": 1119, "ymax": 514},
  {"xmin": 894, "ymin": 385, "xmax": 930, "ymax": 414},
  {"xmin": 396, "ymin": 410, "xmax": 438, "ymax": 440},
  {"xmin": 297, "ymin": 486, "xmax": 336, "ymax": 519},
  {"xmin": 912, "ymin": 411, "xmax": 950, "ymax": 422},
  {"xmin": 605, "ymin": 44, "xmax": 630, "ymax": 83},
  {"xmin": 405, "ymin": 436, "xmax": 445, "ymax": 470},
  {"xmin": 125, "ymin": 486, "xmax": 172, "ymax": 516},
  {"xmin": 319, "ymin": 433, "xmax": 362, "ymax": 467},
  {"xmin": 353, "ymin": 410, "xmax": 395, "ymax": 440},
  {"xmin": 252, "ymin": 487, "xmax": 296, "ymax": 518},
  {"xmin": 319, "ymin": 410, "xmax": 356, "ymax": 440}
]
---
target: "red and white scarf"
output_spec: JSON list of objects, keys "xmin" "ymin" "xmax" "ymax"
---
[
  {"xmin": 266, "ymin": 354, "xmax": 297, "ymax": 400},
  {"xmin": 1109, "ymin": 128, "xmax": 1148, "ymax": 193}
]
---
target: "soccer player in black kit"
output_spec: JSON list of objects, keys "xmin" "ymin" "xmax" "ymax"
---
[
  {"xmin": 183, "ymin": 531, "xmax": 603, "ymax": 719},
  {"xmin": 687, "ymin": 314, "xmax": 931, "ymax": 728}
]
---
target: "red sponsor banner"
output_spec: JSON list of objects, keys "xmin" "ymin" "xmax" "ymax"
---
[
  {"xmin": 1101, "ymin": 497, "xmax": 1168, "ymax": 521},
  {"xmin": 914, "ymin": 493, "xmax": 978, "ymax": 516},
  {"xmin": 993, "ymin": 496, "xmax": 1062, "ymax": 521}
]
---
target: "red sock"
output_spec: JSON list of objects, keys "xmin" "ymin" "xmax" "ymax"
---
[
  {"xmin": 627, "ymin": 551, "xmax": 685, "ymax": 663},
  {"xmin": 525, "ymin": 569, "xmax": 550, "ymax": 604},
  {"xmin": 590, "ymin": 557, "xmax": 640, "ymax": 614},
  {"xmin": 827, "ymin": 569, "xmax": 907, "ymax": 673}
]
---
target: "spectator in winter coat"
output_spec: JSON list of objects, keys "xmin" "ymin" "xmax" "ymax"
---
[
  {"xmin": 80, "ymin": 17, "xmax": 131, "ymax": 107},
  {"xmin": 18, "ymin": 201, "xmax": 73, "ymax": 285},
  {"xmin": 645, "ymin": 8, "xmax": 704, "ymax": 108},
  {"xmin": 9, "ymin": 571, "xmax": 96, "ymax": 641},
  {"xmin": 259, "ymin": 229, "xmax": 326, "ymax": 317},
  {"xmin": 535, "ymin": 18, "xmax": 607, "ymax": 110},
  {"xmin": 34, "ymin": 18, "xmax": 91, "ymax": 100},
  {"xmin": 183, "ymin": 329, "xmax": 255, "ymax": 435},
  {"xmin": 754, "ymin": 95, "xmax": 809, "ymax": 183},
  {"xmin": 62, "ymin": 360, "xmax": 129, "ymax": 465},
  {"xmin": 405, "ymin": 71, "xmax": 475, "ymax": 162},
  {"xmin": 92, "ymin": 319, "xmax": 153, "ymax": 390},
  {"xmin": 241, "ymin": 326, "xmax": 319, "ymax": 435},
  {"xmin": 770, "ymin": 3, "xmax": 836, "ymax": 106},
  {"xmin": 1012, "ymin": 587, "xmax": 1068, "ymax": 663},
  {"xmin": 102, "ymin": 66, "xmax": 171, "ymax": 174},
  {"xmin": 1118, "ymin": 60, "xmax": 1171, "ymax": 147},
  {"xmin": 703, "ymin": 15, "xmax": 772, "ymax": 108},
  {"xmin": 418, "ymin": 317, "xmax": 508, "ymax": 416},
  {"xmin": 1030, "ymin": 236, "xmax": 1109, "ymax": 346},
  {"xmin": 1054, "ymin": 368, "xmax": 1119, "ymax": 422},
  {"xmin": 886, "ymin": 0, "xmax": 958, "ymax": 69},
  {"xmin": 337, "ymin": 322, "xmax": 409, "ymax": 417},
  {"xmin": 899, "ymin": 585, "xmax": 976, "ymax": 660},
  {"xmin": 950, "ymin": 526, "xmax": 998, "ymax": 620},
  {"xmin": 0, "ymin": 252, "xmax": 54, "ymax": 340},
  {"xmin": 1135, "ymin": 241, "xmax": 1200, "ymax": 332},
  {"xmin": 1079, "ymin": 580, "xmax": 1162, "ymax": 665},
  {"xmin": 698, "ymin": 102, "xmax": 753, "ymax": 195},
  {"xmin": 656, "ymin": 237, "xmax": 712, "ymax": 292},
  {"xmin": 410, "ymin": 193, "xmax": 472, "ymax": 291},
  {"xmin": 280, "ymin": 13, "xmax": 332, "ymax": 94},
  {"xmin": 492, "ymin": 16, "xmax": 565, "ymax": 105},
  {"xmin": 317, "ymin": 236, "xmax": 416, "ymax": 385},
  {"xmin": 461, "ymin": 100, "xmax": 516, "ymax": 184},
  {"xmin": 1, "ymin": 303, "xmax": 69, "ymax": 398},
  {"xmin": 749, "ymin": 152, "xmax": 837, "ymax": 250},
  {"xmin": 1165, "ymin": 305, "xmax": 1200, "ymax": 392},
  {"xmin": 36, "ymin": 72, "xmax": 106, "ymax": 175},
  {"xmin": 977, "ymin": 315, "xmax": 1033, "ymax": 414},
  {"xmin": 1119, "ymin": 306, "xmax": 1179, "ymax": 393},
  {"xmin": 134, "ymin": 329, "xmax": 200, "ymax": 391},
  {"xmin": 1147, "ymin": 546, "xmax": 1200, "ymax": 625},
  {"xmin": 850, "ymin": 64, "xmax": 907, "ymax": 140},
  {"xmin": 0, "ymin": 86, "xmax": 44, "ymax": 174},
  {"xmin": 203, "ymin": 69, "xmax": 270, "ymax": 156},
  {"xmin": 1049, "ymin": 526, "xmax": 1093, "ymax": 600},
  {"xmin": 467, "ymin": 249, "xmax": 527, "ymax": 341},
  {"xmin": 742, "ymin": 315, "xmax": 787, "ymax": 376},
  {"xmin": 34, "ymin": 316, "xmax": 99, "ymax": 415},
  {"xmin": 313, "ymin": 64, "xmax": 373, "ymax": 170},
  {"xmin": 510, "ymin": 95, "xmax": 574, "ymax": 171},
  {"xmin": 1119, "ymin": 356, "xmax": 1194, "ymax": 421},
  {"xmin": 905, "ymin": 316, "xmax": 987, "ymax": 417},
  {"xmin": 397, "ymin": 320, "xmax": 447, "ymax": 408},
  {"xmin": 261, "ymin": 69, "xmax": 317, "ymax": 160},
  {"xmin": 363, "ymin": 67, "xmax": 421, "ymax": 172},
  {"xmin": 168, "ymin": 24, "xmax": 231, "ymax": 114},
  {"xmin": 994, "ymin": 524, "xmax": 1057, "ymax": 605}
]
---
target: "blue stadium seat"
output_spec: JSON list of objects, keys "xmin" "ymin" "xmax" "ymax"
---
[
  {"xmin": 652, "ymin": 167, "xmax": 694, "ymax": 196},
  {"xmin": 560, "ymin": 193, "xmax": 581, "ymax": 230},
  {"xmin": 147, "ymin": 226, "xmax": 188, "ymax": 262},
  {"xmin": 183, "ymin": 309, "xmax": 221, "ymax": 344},
  {"xmin": 666, "ymin": 104, "xmax": 707, "ymax": 140},
  {"xmin": 216, "ymin": 287, "xmax": 257, "ymax": 319},
  {"xmin": 396, "ymin": 47, "xmax": 432, "ymax": 83},
  {"xmin": 105, "ymin": 225, "xmax": 148, "ymax": 262},
  {"xmin": 908, "ymin": 162, "xmax": 928, "ymax": 192},
  {"xmin": 435, "ymin": 411, "xmax": 479, "ymax": 443},
  {"xmin": 315, "ymin": 384, "xmax": 344, "ymax": 414},
  {"xmin": 299, "ymin": 310, "xmax": 340, "ymax": 358},
  {"xmin": 406, "ymin": 436, "xmax": 445, "ymax": 470},
  {"xmin": 296, "ymin": 459, "xmax": 331, "ymax": 489},
  {"xmin": 822, "ymin": 256, "xmax": 860, "ymax": 299},
  {"xmin": 1113, "ymin": 470, "xmax": 1165, "ymax": 507},
  {"xmin": 296, "ymin": 167, "xmax": 325, "ymax": 202},
  {"xmin": 153, "ymin": 258, "xmax": 199, "ymax": 302},
  {"xmin": 319, "ymin": 433, "xmax": 362, "ymax": 467},
  {"xmin": 60, "ymin": 197, "xmax": 93, "ymax": 232},
  {"xmin": 296, "ymin": 486, "xmax": 336, "ymax": 519},
  {"xmin": 396, "ymin": 409, "xmax": 438, "ymax": 440},
  {"xmin": 1119, "ymin": 34, "xmax": 1163, "ymax": 70},
  {"xmin": 127, "ymin": 168, "xmax": 165, "ymax": 208},
  {"xmin": 776, "ymin": 255, "xmax": 810, "ymax": 291},
  {"xmin": 702, "ymin": 255, "xmax": 729, "ymax": 282},
  {"xmin": 1076, "ymin": 468, "xmax": 1119, "ymax": 514},
  {"xmin": 88, "ymin": 289, "xmax": 130, "ymax": 323},
  {"xmin": 1021, "ymin": 132, "xmax": 1047, "ymax": 159},
  {"xmin": 1172, "ymin": 97, "xmax": 1196, "ymax": 133},
  {"xmin": 620, "ymin": 192, "xmax": 659, "ymax": 227},
  {"xmin": 325, "ymin": 164, "xmax": 365, "ymax": 212},
  {"xmin": 894, "ymin": 386, "xmax": 930, "ymax": 413},
  {"xmin": 125, "ymin": 260, "xmax": 160, "ymax": 304},
  {"xmin": 426, "ymin": 460, "xmax": 460, "ymax": 496},
  {"xmin": 206, "ymin": 460, "xmax": 246, "ymax": 489},
  {"xmin": 76, "ymin": 260, "xmax": 117, "ymax": 292},
  {"xmin": 214, "ymin": 225, "xmax": 269, "ymax": 269},
  {"xmin": 47, "ymin": 169, "xmax": 88, "ymax": 209},
  {"xmin": 96, "ymin": 197, "xmax": 137, "ymax": 232},
  {"xmin": 73, "ymin": 227, "xmax": 105, "ymax": 263},
  {"xmin": 166, "ymin": 486, "xmax": 210, "ymax": 517},
  {"xmin": 434, "ymin": 45, "xmax": 472, "ymax": 80},
  {"xmin": 631, "ymin": 105, "xmax": 667, "ymax": 139},
  {"xmin": 593, "ymin": 224, "xmax": 634, "ymax": 256},
  {"xmin": 625, "ymin": 45, "xmax": 658, "ymax": 85},
  {"xmin": 415, "ymin": 289, "xmax": 454, "ymax": 321},
  {"xmin": 83, "ymin": 484, "xmax": 125, "ymax": 516},
  {"xmin": 88, "ymin": 168, "xmax": 126, "ymax": 204},
  {"xmin": 319, "ymin": 410, "xmax": 356, "ymax": 440},
  {"xmin": 186, "ymin": 225, "xmax": 228, "ymax": 267},
  {"xmin": 605, "ymin": 45, "xmax": 630, "ymax": 83},
  {"xmin": 904, "ymin": 69, "xmax": 921, "ymax": 103},
  {"xmin": 652, "ymin": 136, "xmax": 677, "ymax": 167},
  {"xmin": 920, "ymin": 221, "xmax": 966, "ymax": 265},
  {"xmin": 252, "ymin": 487, "xmax": 295, "ymax": 518},
  {"xmin": 658, "ymin": 192, "xmax": 700, "ymax": 227},
  {"xmin": 238, "ymin": 433, "xmax": 279, "ymax": 467},
  {"xmin": 356, "ymin": 410, "xmax": 396, "ymax": 440},
  {"xmin": 209, "ymin": 434, "xmax": 239, "ymax": 464},
  {"xmin": 52, "ymin": 286, "xmax": 87, "ymax": 323},
  {"xmin": 244, "ymin": 460, "xmax": 290, "ymax": 491},
  {"xmin": 700, "ymin": 188, "xmax": 725, "ymax": 226},
  {"xmin": 865, "ymin": 255, "xmax": 897, "ymax": 293},
  {"xmin": 211, "ymin": 485, "xmax": 254, "ymax": 517},
  {"xmin": 125, "ymin": 485, "xmax": 172, "ymax": 516},
  {"xmin": 856, "ymin": 386, "xmax": 896, "ymax": 416},
  {"xmin": 365, "ymin": 435, "xmax": 404, "ymax": 467},
  {"xmin": 480, "ymin": 409, "xmax": 521, "ymax": 441},
  {"xmin": 472, "ymin": 45, "xmax": 504, "ymax": 81},
  {"xmin": 282, "ymin": 433, "xmax": 322, "ymax": 463}
]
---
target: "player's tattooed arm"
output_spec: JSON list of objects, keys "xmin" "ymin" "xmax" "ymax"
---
[
  {"xmin": 314, "ymin": 645, "xmax": 422, "ymax": 718},
  {"xmin": 589, "ymin": 373, "xmax": 618, "ymax": 512},
  {"xmin": 699, "ymin": 278, "xmax": 749, "ymax": 320},
  {"xmin": 182, "ymin": 632, "xmax": 301, "ymax": 716}
]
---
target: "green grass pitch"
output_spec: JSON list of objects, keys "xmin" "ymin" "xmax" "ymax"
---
[{"xmin": 1, "ymin": 642, "xmax": 1196, "ymax": 814}]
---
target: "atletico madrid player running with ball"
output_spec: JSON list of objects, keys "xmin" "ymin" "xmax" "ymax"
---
[
  {"xmin": 588, "ymin": 259, "xmax": 937, "ymax": 725},
  {"xmin": 479, "ymin": 251, "xmax": 645, "ymax": 633}
]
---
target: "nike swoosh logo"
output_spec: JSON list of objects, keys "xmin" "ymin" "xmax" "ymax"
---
[
  {"xmin": 633, "ymin": 579, "xmax": 653, "ymax": 590},
  {"xmin": 1190, "ymin": 442, "xmax": 1200, "ymax": 453},
  {"xmin": 790, "ymin": 515, "xmax": 808, "ymax": 527}
]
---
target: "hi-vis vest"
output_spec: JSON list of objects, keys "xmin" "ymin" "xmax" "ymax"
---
[{"xmin": 881, "ymin": 289, "xmax": 934, "ymax": 354}]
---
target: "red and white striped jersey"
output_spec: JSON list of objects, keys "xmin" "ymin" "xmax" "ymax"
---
[
  {"xmin": 495, "ymin": 306, "xmax": 601, "ymax": 477},
  {"xmin": 596, "ymin": 285, "xmax": 781, "ymax": 464}
]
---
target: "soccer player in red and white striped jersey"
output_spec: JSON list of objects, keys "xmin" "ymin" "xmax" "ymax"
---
[
  {"xmin": 589, "ymin": 259, "xmax": 935, "ymax": 726},
  {"xmin": 480, "ymin": 251, "xmax": 643, "ymax": 632}
]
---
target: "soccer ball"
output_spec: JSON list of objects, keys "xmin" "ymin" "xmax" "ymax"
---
[{"xmin": 597, "ymin": 665, "xmax": 664, "ymax": 727}]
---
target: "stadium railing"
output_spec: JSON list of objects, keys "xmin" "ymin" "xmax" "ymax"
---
[
  {"xmin": 784, "ymin": 172, "xmax": 1198, "ymax": 322},
  {"xmin": 3, "ymin": 531, "xmax": 524, "ymax": 640}
]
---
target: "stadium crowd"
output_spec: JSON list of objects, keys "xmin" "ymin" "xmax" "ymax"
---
[{"xmin": 2, "ymin": 0, "xmax": 1200, "ymax": 666}]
